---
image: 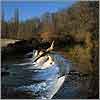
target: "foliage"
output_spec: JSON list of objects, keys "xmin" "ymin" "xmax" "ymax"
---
[
  {"xmin": 68, "ymin": 45, "xmax": 92, "ymax": 72},
  {"xmin": 1, "ymin": 1, "xmax": 99, "ymax": 42},
  {"xmin": 1, "ymin": 1, "xmax": 99, "ymax": 73}
]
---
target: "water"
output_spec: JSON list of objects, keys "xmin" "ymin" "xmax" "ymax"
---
[{"xmin": 1, "ymin": 51, "xmax": 91, "ymax": 99}]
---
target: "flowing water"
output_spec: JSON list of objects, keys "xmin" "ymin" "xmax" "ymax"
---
[{"xmin": 1, "ymin": 51, "xmax": 91, "ymax": 99}]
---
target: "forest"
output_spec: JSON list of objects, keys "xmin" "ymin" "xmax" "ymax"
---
[{"xmin": 1, "ymin": 1, "xmax": 99, "ymax": 98}]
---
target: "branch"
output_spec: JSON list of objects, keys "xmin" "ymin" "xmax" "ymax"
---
[{"xmin": 33, "ymin": 41, "xmax": 55, "ymax": 62}]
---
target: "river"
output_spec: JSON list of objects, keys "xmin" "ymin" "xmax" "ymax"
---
[{"xmin": 1, "ymin": 51, "xmax": 91, "ymax": 99}]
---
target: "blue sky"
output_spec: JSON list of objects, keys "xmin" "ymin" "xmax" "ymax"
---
[{"xmin": 2, "ymin": 1, "xmax": 77, "ymax": 21}]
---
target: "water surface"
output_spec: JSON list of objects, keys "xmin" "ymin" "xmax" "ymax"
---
[{"xmin": 1, "ymin": 51, "xmax": 91, "ymax": 99}]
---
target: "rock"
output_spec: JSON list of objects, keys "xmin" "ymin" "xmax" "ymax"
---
[{"xmin": 1, "ymin": 68, "xmax": 10, "ymax": 76}]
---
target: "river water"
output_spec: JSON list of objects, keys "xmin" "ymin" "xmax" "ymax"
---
[{"xmin": 1, "ymin": 51, "xmax": 91, "ymax": 99}]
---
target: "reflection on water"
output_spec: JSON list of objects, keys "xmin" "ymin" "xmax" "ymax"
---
[{"xmin": 2, "ymin": 51, "xmax": 71, "ymax": 99}]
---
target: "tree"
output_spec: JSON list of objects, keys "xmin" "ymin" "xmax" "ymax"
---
[
  {"xmin": 14, "ymin": 8, "xmax": 19, "ymax": 39},
  {"xmin": 1, "ymin": 8, "xmax": 7, "ymax": 38}
]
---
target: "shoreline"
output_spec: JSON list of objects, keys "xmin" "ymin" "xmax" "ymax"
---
[{"xmin": 0, "ymin": 39, "xmax": 20, "ymax": 48}]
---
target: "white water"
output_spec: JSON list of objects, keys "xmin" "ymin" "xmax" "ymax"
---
[{"xmin": 2, "ymin": 51, "xmax": 71, "ymax": 99}]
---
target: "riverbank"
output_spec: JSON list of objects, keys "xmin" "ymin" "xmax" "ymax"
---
[{"xmin": 0, "ymin": 39, "xmax": 20, "ymax": 48}]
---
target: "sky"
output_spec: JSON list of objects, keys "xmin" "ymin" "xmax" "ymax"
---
[{"xmin": 2, "ymin": 1, "xmax": 77, "ymax": 21}]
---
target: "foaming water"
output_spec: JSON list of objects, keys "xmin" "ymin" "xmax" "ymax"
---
[{"xmin": 2, "ymin": 51, "xmax": 71, "ymax": 99}]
